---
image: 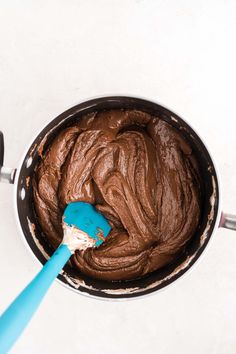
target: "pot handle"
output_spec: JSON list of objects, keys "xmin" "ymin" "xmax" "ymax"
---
[
  {"xmin": 220, "ymin": 213, "xmax": 236, "ymax": 231},
  {"xmin": 0, "ymin": 131, "xmax": 16, "ymax": 184}
]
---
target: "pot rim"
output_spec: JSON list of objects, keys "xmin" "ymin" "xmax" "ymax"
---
[{"xmin": 13, "ymin": 94, "xmax": 222, "ymax": 301}]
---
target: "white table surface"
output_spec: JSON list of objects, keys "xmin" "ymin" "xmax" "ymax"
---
[{"xmin": 1, "ymin": 1, "xmax": 236, "ymax": 353}]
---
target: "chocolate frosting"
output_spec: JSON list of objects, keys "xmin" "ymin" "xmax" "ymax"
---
[{"xmin": 33, "ymin": 110, "xmax": 201, "ymax": 281}]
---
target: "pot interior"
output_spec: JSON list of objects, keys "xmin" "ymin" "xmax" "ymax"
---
[{"xmin": 16, "ymin": 97, "xmax": 219, "ymax": 299}]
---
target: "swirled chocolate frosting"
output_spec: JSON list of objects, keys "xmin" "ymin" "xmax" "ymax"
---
[{"xmin": 33, "ymin": 110, "xmax": 201, "ymax": 281}]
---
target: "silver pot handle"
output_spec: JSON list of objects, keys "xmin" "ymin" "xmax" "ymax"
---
[
  {"xmin": 0, "ymin": 131, "xmax": 16, "ymax": 184},
  {"xmin": 220, "ymin": 213, "xmax": 236, "ymax": 231}
]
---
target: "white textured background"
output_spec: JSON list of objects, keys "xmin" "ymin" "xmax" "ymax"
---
[{"xmin": 1, "ymin": 1, "xmax": 236, "ymax": 353}]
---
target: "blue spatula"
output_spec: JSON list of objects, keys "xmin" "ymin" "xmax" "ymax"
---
[{"xmin": 0, "ymin": 202, "xmax": 111, "ymax": 354}]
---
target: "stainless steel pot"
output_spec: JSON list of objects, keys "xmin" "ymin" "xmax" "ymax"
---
[{"xmin": 0, "ymin": 96, "xmax": 235, "ymax": 300}]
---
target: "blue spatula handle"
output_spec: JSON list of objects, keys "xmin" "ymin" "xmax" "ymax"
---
[{"xmin": 0, "ymin": 244, "xmax": 71, "ymax": 354}]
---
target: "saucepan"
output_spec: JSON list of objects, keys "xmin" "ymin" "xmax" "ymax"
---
[{"xmin": 0, "ymin": 96, "xmax": 235, "ymax": 300}]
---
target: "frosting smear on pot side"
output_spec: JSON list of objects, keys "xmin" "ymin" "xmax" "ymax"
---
[{"xmin": 33, "ymin": 110, "xmax": 201, "ymax": 281}]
